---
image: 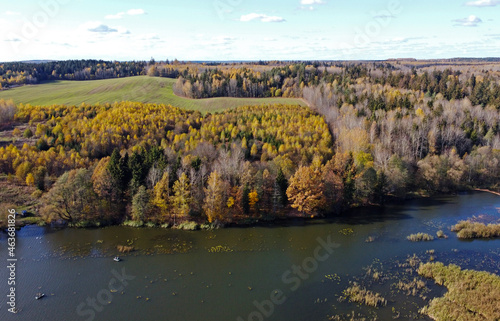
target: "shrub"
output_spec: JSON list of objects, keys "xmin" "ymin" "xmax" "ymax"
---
[
  {"xmin": 436, "ymin": 230, "xmax": 448, "ymax": 238},
  {"xmin": 23, "ymin": 128, "xmax": 33, "ymax": 138},
  {"xmin": 407, "ymin": 233, "xmax": 434, "ymax": 242},
  {"xmin": 451, "ymin": 220, "xmax": 500, "ymax": 239}
]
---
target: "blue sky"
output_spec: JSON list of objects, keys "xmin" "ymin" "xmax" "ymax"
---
[{"xmin": 1, "ymin": 0, "xmax": 499, "ymax": 61}]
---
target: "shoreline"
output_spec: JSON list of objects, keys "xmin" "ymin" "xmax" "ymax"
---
[
  {"xmin": 2, "ymin": 189, "xmax": 498, "ymax": 233},
  {"xmin": 473, "ymin": 189, "xmax": 500, "ymax": 197}
]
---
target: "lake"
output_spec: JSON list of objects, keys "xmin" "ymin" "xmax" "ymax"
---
[{"xmin": 1, "ymin": 192, "xmax": 499, "ymax": 321}]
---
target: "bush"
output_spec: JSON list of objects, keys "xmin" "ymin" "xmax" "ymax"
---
[
  {"xmin": 23, "ymin": 128, "xmax": 33, "ymax": 138},
  {"xmin": 176, "ymin": 221, "xmax": 199, "ymax": 230},
  {"xmin": 407, "ymin": 233, "xmax": 434, "ymax": 242},
  {"xmin": 436, "ymin": 230, "xmax": 448, "ymax": 238},
  {"xmin": 451, "ymin": 220, "xmax": 500, "ymax": 239}
]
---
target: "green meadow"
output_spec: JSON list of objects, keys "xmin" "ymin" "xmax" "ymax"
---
[{"xmin": 0, "ymin": 76, "xmax": 306, "ymax": 113}]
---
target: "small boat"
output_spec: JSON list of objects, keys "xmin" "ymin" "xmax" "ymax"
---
[
  {"xmin": 113, "ymin": 257, "xmax": 121, "ymax": 262},
  {"xmin": 35, "ymin": 293, "xmax": 45, "ymax": 300}
]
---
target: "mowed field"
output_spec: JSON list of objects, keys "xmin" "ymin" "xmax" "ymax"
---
[{"xmin": 0, "ymin": 76, "xmax": 306, "ymax": 113}]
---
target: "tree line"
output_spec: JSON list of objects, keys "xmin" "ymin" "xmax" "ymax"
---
[{"xmin": 0, "ymin": 60, "xmax": 147, "ymax": 88}]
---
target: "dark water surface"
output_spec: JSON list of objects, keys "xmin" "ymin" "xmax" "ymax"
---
[{"xmin": 1, "ymin": 192, "xmax": 499, "ymax": 321}]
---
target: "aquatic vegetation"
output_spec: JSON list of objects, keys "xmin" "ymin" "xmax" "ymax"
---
[
  {"xmin": 329, "ymin": 312, "xmax": 377, "ymax": 321},
  {"xmin": 341, "ymin": 283, "xmax": 387, "ymax": 307},
  {"xmin": 393, "ymin": 277, "xmax": 427, "ymax": 297},
  {"xmin": 364, "ymin": 236, "xmax": 376, "ymax": 243},
  {"xmin": 117, "ymin": 245, "xmax": 134, "ymax": 253},
  {"xmin": 406, "ymin": 233, "xmax": 434, "ymax": 242},
  {"xmin": 436, "ymin": 230, "xmax": 448, "ymax": 239},
  {"xmin": 339, "ymin": 228, "xmax": 354, "ymax": 236},
  {"xmin": 208, "ymin": 245, "xmax": 233, "ymax": 253},
  {"xmin": 451, "ymin": 220, "xmax": 500, "ymax": 239},
  {"xmin": 418, "ymin": 262, "xmax": 500, "ymax": 321},
  {"xmin": 325, "ymin": 273, "xmax": 342, "ymax": 283}
]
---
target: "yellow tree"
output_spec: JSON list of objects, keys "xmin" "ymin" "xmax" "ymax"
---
[
  {"xmin": 286, "ymin": 165, "xmax": 326, "ymax": 216},
  {"xmin": 26, "ymin": 173, "xmax": 35, "ymax": 186},
  {"xmin": 153, "ymin": 172, "xmax": 170, "ymax": 221},
  {"xmin": 172, "ymin": 172, "xmax": 192, "ymax": 220},
  {"xmin": 203, "ymin": 170, "xmax": 225, "ymax": 223},
  {"xmin": 92, "ymin": 157, "xmax": 119, "ymax": 202},
  {"xmin": 248, "ymin": 189, "xmax": 259, "ymax": 213}
]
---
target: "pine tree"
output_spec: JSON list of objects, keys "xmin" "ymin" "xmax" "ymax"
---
[
  {"xmin": 108, "ymin": 148, "xmax": 130, "ymax": 194},
  {"xmin": 132, "ymin": 186, "xmax": 150, "ymax": 222},
  {"xmin": 276, "ymin": 168, "xmax": 288, "ymax": 206},
  {"xmin": 242, "ymin": 183, "xmax": 250, "ymax": 215}
]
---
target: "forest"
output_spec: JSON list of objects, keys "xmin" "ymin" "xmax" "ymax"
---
[
  {"xmin": 0, "ymin": 59, "xmax": 499, "ymax": 228},
  {"xmin": 0, "ymin": 60, "xmax": 147, "ymax": 88}
]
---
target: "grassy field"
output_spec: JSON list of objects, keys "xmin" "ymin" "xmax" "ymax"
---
[{"xmin": 0, "ymin": 76, "xmax": 306, "ymax": 113}]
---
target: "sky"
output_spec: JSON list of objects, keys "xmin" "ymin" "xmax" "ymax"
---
[{"xmin": 0, "ymin": 0, "xmax": 499, "ymax": 62}]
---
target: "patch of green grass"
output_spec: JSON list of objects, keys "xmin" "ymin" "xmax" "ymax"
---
[
  {"xmin": 0, "ymin": 76, "xmax": 306, "ymax": 113},
  {"xmin": 418, "ymin": 262, "xmax": 500, "ymax": 320}
]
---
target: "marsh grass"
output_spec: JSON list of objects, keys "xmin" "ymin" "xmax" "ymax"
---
[
  {"xmin": 418, "ymin": 262, "xmax": 500, "ymax": 321},
  {"xmin": 407, "ymin": 233, "xmax": 434, "ymax": 242},
  {"xmin": 436, "ymin": 230, "xmax": 448, "ymax": 238},
  {"xmin": 117, "ymin": 245, "xmax": 134, "ymax": 253},
  {"xmin": 451, "ymin": 220, "xmax": 500, "ymax": 239},
  {"xmin": 341, "ymin": 283, "xmax": 387, "ymax": 307},
  {"xmin": 394, "ymin": 278, "xmax": 427, "ymax": 297}
]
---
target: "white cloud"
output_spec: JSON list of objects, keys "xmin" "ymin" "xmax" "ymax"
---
[
  {"xmin": 300, "ymin": 0, "xmax": 326, "ymax": 4},
  {"xmin": 240, "ymin": 13, "xmax": 285, "ymax": 23},
  {"xmin": 89, "ymin": 24, "xmax": 118, "ymax": 33},
  {"xmin": 465, "ymin": 0, "xmax": 500, "ymax": 6},
  {"xmin": 78, "ymin": 21, "xmax": 130, "ymax": 35},
  {"xmin": 453, "ymin": 15, "xmax": 483, "ymax": 27},
  {"xmin": 127, "ymin": 9, "xmax": 145, "ymax": 15},
  {"xmin": 105, "ymin": 8, "xmax": 146, "ymax": 19},
  {"xmin": 4, "ymin": 11, "xmax": 21, "ymax": 16}
]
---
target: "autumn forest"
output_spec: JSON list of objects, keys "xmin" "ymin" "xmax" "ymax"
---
[{"xmin": 0, "ymin": 59, "xmax": 499, "ymax": 228}]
